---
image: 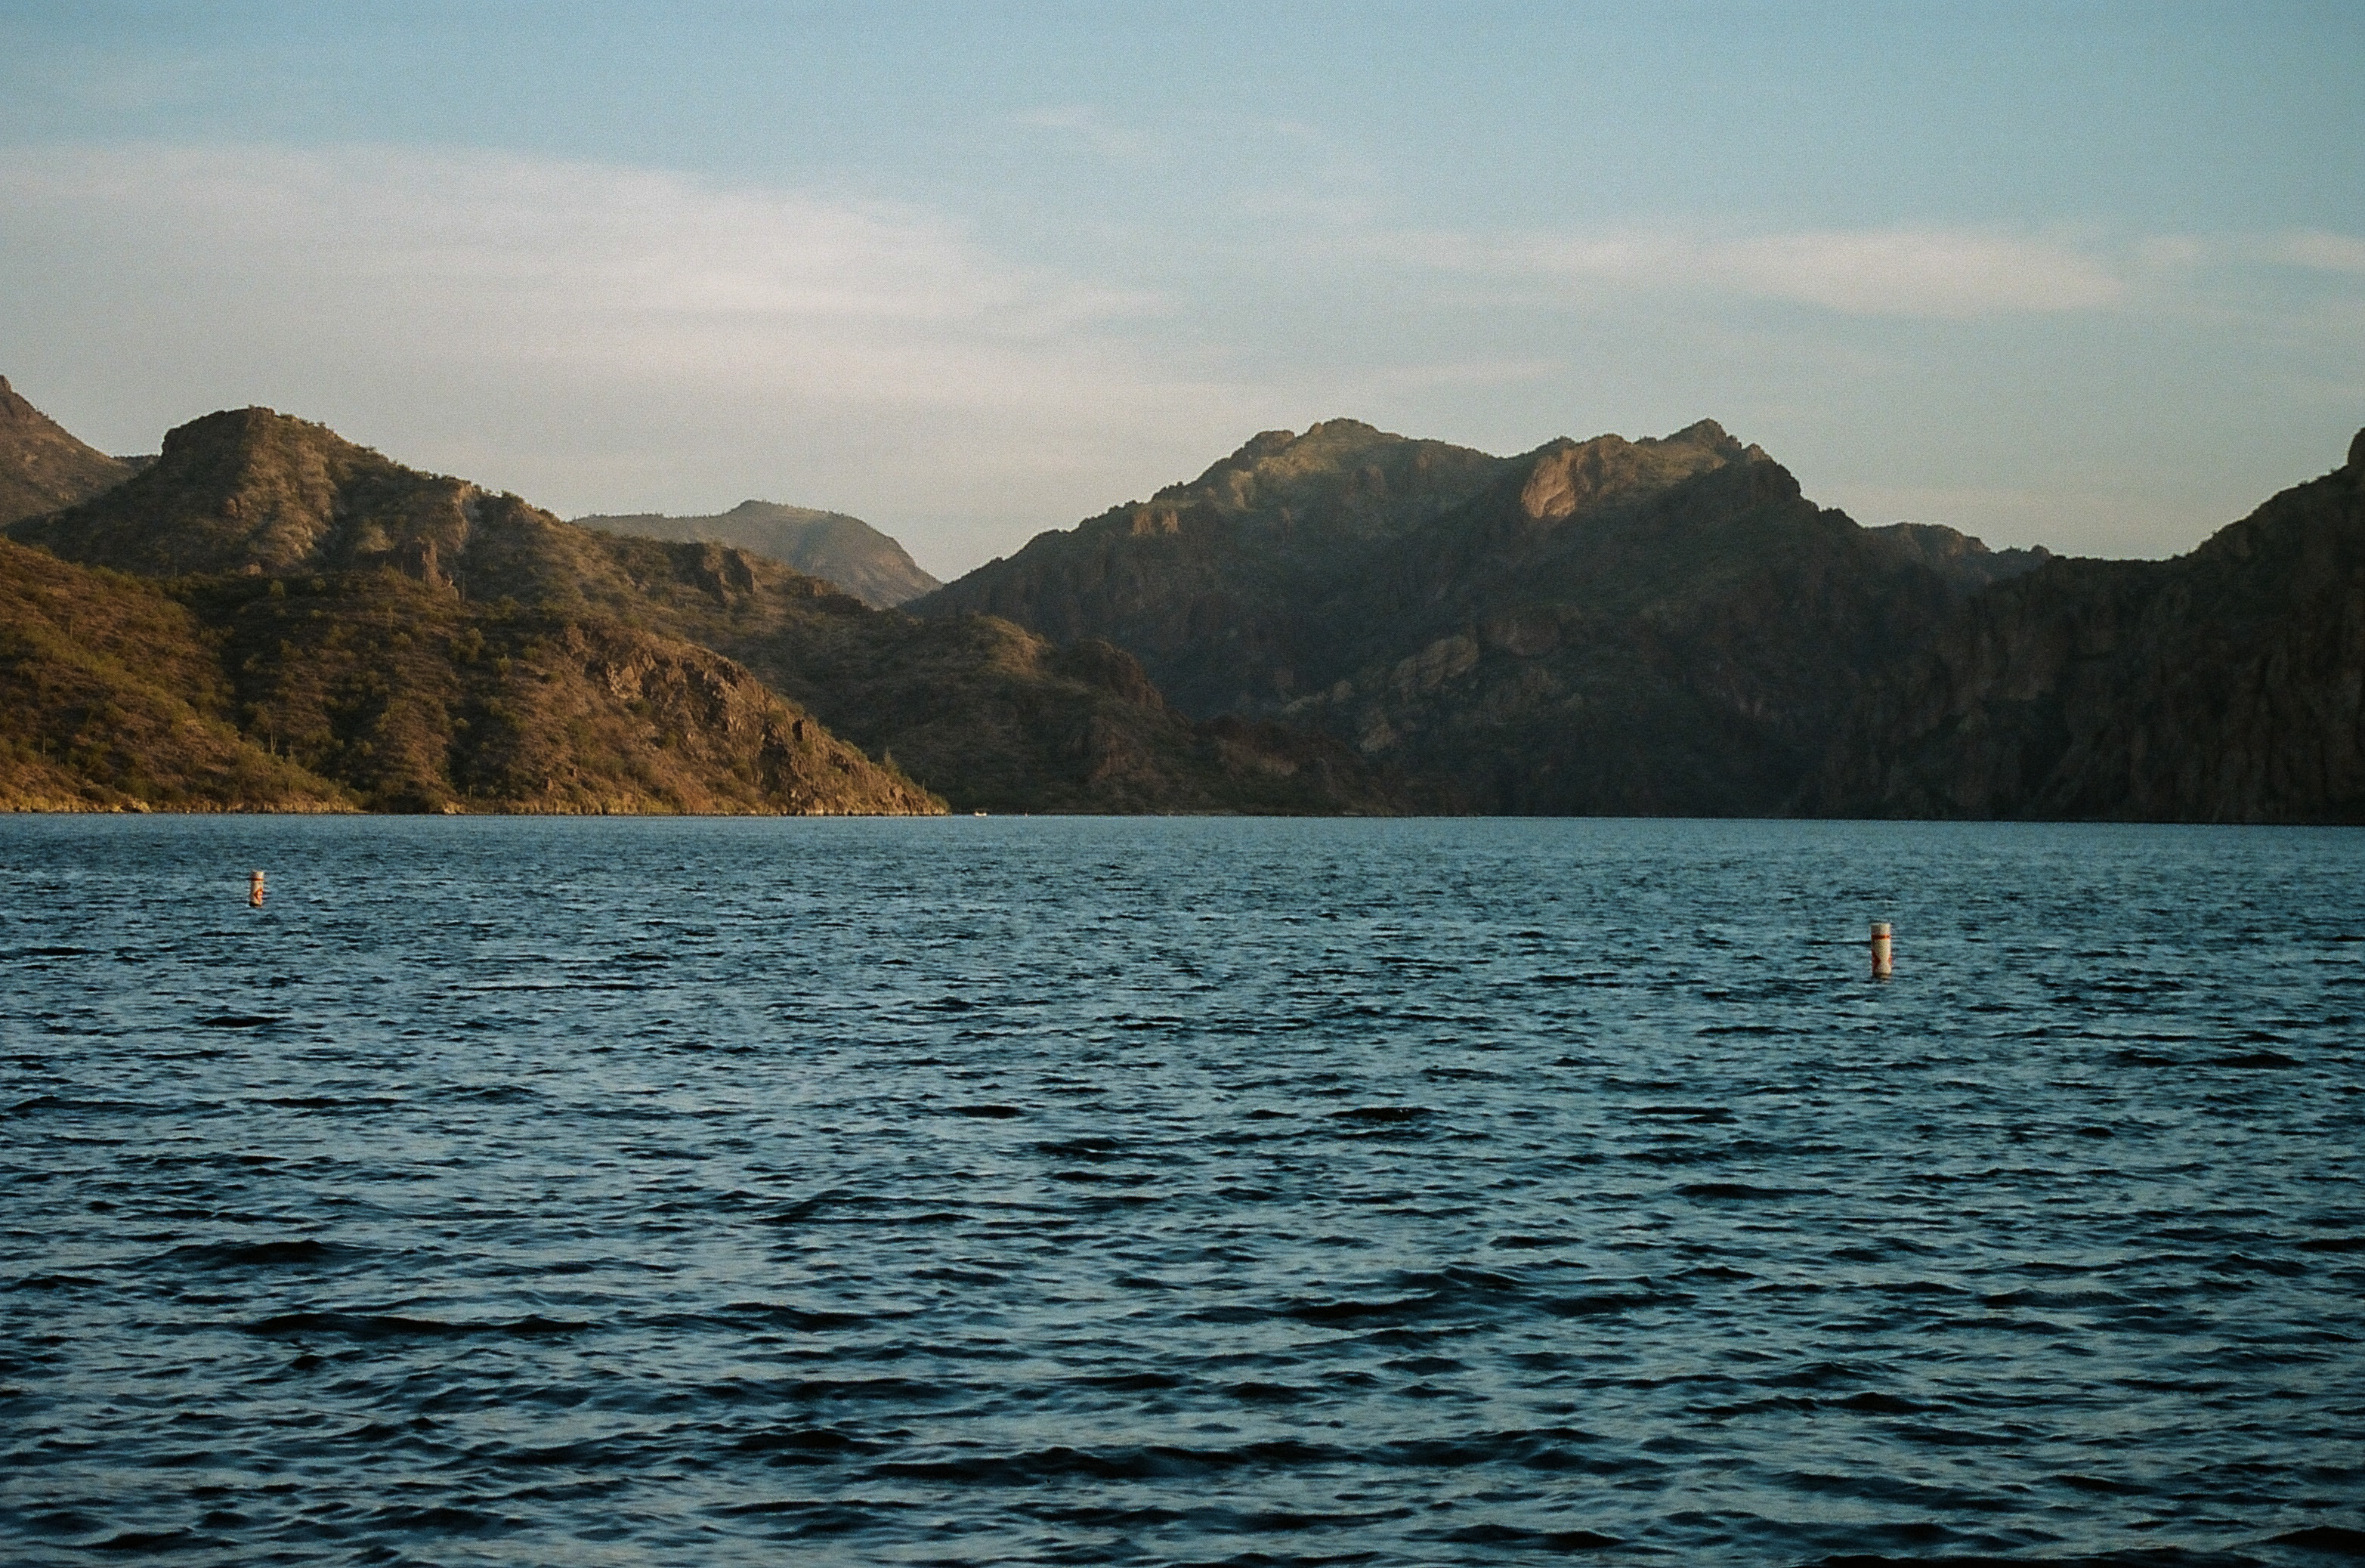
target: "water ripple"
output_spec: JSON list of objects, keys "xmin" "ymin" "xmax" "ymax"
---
[{"xmin": 2, "ymin": 816, "xmax": 2362, "ymax": 1564}]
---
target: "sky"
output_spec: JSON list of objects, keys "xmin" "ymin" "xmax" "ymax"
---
[{"xmin": 2, "ymin": 2, "xmax": 2360, "ymax": 578}]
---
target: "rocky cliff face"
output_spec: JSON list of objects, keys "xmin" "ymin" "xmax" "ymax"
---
[
  {"xmin": 0, "ymin": 375, "xmax": 136, "ymax": 527},
  {"xmin": 922, "ymin": 419, "xmax": 2042, "ymax": 814},
  {"xmin": 1810, "ymin": 431, "xmax": 2365, "ymax": 821},
  {"xmin": 29, "ymin": 386, "xmax": 2345, "ymax": 821},
  {"xmin": 10, "ymin": 406, "xmax": 577, "ymax": 591},
  {"xmin": 175, "ymin": 569, "xmax": 938, "ymax": 815},
  {"xmin": 577, "ymin": 500, "xmax": 942, "ymax": 608}
]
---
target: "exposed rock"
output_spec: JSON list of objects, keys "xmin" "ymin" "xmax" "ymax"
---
[
  {"xmin": 33, "ymin": 382, "xmax": 2345, "ymax": 821},
  {"xmin": 2, "ymin": 397, "xmax": 1399, "ymax": 814},
  {"xmin": 1863, "ymin": 521, "xmax": 2052, "ymax": 586},
  {"xmin": 592, "ymin": 542, "xmax": 1420, "ymax": 815},
  {"xmin": 181, "ymin": 572, "xmax": 939, "ymax": 815}
]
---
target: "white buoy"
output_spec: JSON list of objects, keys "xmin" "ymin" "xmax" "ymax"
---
[
  {"xmin": 249, "ymin": 870, "xmax": 266, "ymax": 908},
  {"xmin": 1870, "ymin": 920, "xmax": 1892, "ymax": 979}
]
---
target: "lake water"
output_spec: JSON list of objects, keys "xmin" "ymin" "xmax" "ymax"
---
[{"xmin": 3, "ymin": 816, "xmax": 2362, "ymax": 1566}]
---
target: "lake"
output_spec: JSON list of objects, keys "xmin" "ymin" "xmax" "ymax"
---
[{"xmin": 4, "ymin": 816, "xmax": 2361, "ymax": 1564}]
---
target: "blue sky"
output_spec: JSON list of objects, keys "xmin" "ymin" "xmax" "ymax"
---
[{"xmin": 3, "ymin": 2, "xmax": 2360, "ymax": 574}]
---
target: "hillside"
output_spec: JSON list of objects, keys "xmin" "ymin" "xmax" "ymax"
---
[
  {"xmin": 921, "ymin": 419, "xmax": 2048, "ymax": 814},
  {"xmin": 576, "ymin": 533, "xmax": 1416, "ymax": 814},
  {"xmin": 922, "ymin": 419, "xmax": 1516, "ymax": 716},
  {"xmin": 0, "ymin": 538, "xmax": 350, "ymax": 811},
  {"xmin": 4, "ymin": 400, "xmax": 1401, "ymax": 814},
  {"xmin": 4, "ymin": 408, "xmax": 939, "ymax": 814},
  {"xmin": 577, "ymin": 500, "xmax": 941, "ymax": 608},
  {"xmin": 0, "ymin": 376, "xmax": 136, "ymax": 527},
  {"xmin": 1809, "ymin": 428, "xmax": 2365, "ymax": 821}
]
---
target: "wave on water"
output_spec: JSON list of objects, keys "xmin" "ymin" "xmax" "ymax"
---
[{"xmin": 4, "ymin": 815, "xmax": 2362, "ymax": 1564}]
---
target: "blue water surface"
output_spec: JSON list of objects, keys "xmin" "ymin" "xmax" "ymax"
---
[{"xmin": 3, "ymin": 816, "xmax": 2362, "ymax": 1565}]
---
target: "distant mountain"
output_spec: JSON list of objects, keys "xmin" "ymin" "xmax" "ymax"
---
[
  {"xmin": 577, "ymin": 500, "xmax": 941, "ymax": 608},
  {"xmin": 3, "ymin": 399, "xmax": 1402, "ymax": 815},
  {"xmin": 0, "ymin": 375, "xmax": 138, "ymax": 526},
  {"xmin": 920, "ymin": 419, "xmax": 2046, "ymax": 814},
  {"xmin": 1810, "ymin": 428, "xmax": 2365, "ymax": 821}
]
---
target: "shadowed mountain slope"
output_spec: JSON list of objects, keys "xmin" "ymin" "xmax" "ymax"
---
[
  {"xmin": 923, "ymin": 419, "xmax": 2047, "ymax": 814},
  {"xmin": 577, "ymin": 535, "xmax": 1416, "ymax": 814},
  {"xmin": 921, "ymin": 419, "xmax": 1516, "ymax": 716},
  {"xmin": 0, "ymin": 375, "xmax": 138, "ymax": 527},
  {"xmin": 577, "ymin": 500, "xmax": 942, "ymax": 608},
  {"xmin": 1809, "ymin": 429, "xmax": 2365, "ymax": 821}
]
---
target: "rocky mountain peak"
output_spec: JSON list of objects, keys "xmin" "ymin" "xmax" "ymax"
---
[
  {"xmin": 162, "ymin": 404, "xmax": 307, "ymax": 454},
  {"xmin": 1147, "ymin": 418, "xmax": 1508, "ymax": 533},
  {"xmin": 1864, "ymin": 521, "xmax": 2051, "ymax": 586},
  {"xmin": 1514, "ymin": 422, "xmax": 1748, "ymax": 522},
  {"xmin": 1232, "ymin": 428, "xmax": 1297, "ymax": 461},
  {"xmin": 1300, "ymin": 417, "xmax": 1384, "ymax": 441},
  {"xmin": 1661, "ymin": 417, "xmax": 1739, "ymax": 452},
  {"xmin": 1173, "ymin": 420, "xmax": 1394, "ymax": 499},
  {"xmin": 6, "ymin": 404, "xmax": 517, "ymax": 582},
  {"xmin": 2348, "ymin": 425, "xmax": 2363, "ymax": 475}
]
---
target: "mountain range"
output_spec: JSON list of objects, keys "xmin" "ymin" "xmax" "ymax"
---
[
  {"xmin": 3, "ymin": 373, "xmax": 2359, "ymax": 820},
  {"xmin": 919, "ymin": 419, "xmax": 2055, "ymax": 814},
  {"xmin": 0, "ymin": 395, "xmax": 1400, "ymax": 815}
]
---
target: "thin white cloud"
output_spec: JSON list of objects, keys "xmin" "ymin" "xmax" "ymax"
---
[
  {"xmin": 0, "ymin": 141, "xmax": 1275, "ymax": 566},
  {"xmin": 1012, "ymin": 105, "xmax": 1154, "ymax": 162},
  {"xmin": 3, "ymin": 140, "xmax": 2353, "ymax": 571},
  {"xmin": 2278, "ymin": 229, "xmax": 2365, "ymax": 275},
  {"xmin": 1716, "ymin": 229, "xmax": 2123, "ymax": 315},
  {"xmin": 0, "ymin": 142, "xmax": 1170, "ymax": 409},
  {"xmin": 1383, "ymin": 225, "xmax": 2126, "ymax": 317},
  {"xmin": 2133, "ymin": 228, "xmax": 2365, "ymax": 279},
  {"xmin": 1349, "ymin": 356, "xmax": 1568, "ymax": 394}
]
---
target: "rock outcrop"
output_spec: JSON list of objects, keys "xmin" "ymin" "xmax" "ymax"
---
[
  {"xmin": 586, "ymin": 533, "xmax": 1418, "ymax": 815},
  {"xmin": 26, "ymin": 381, "xmax": 2348, "ymax": 821}
]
